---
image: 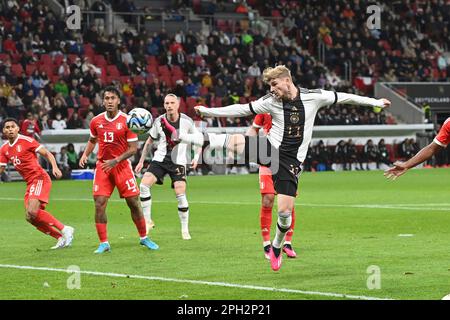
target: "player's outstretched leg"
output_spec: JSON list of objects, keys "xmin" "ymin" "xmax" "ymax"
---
[
  {"xmin": 94, "ymin": 196, "xmax": 111, "ymax": 253},
  {"xmin": 126, "ymin": 196, "xmax": 159, "ymax": 250}
]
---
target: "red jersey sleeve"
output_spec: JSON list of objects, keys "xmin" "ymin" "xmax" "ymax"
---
[
  {"xmin": 434, "ymin": 118, "xmax": 450, "ymax": 147},
  {"xmin": 126, "ymin": 128, "xmax": 138, "ymax": 142},
  {"xmin": 0, "ymin": 147, "xmax": 7, "ymax": 166},
  {"xmin": 90, "ymin": 118, "xmax": 97, "ymax": 138}
]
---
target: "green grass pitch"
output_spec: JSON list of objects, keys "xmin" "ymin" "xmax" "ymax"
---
[{"xmin": 1, "ymin": 169, "xmax": 450, "ymax": 300}]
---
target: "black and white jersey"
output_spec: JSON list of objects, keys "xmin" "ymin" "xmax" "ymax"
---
[
  {"xmin": 148, "ymin": 113, "xmax": 202, "ymax": 165},
  {"xmin": 198, "ymin": 88, "xmax": 385, "ymax": 162}
]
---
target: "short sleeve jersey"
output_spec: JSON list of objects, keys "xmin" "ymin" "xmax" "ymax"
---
[
  {"xmin": 434, "ymin": 117, "xmax": 450, "ymax": 147},
  {"xmin": 0, "ymin": 134, "xmax": 46, "ymax": 182},
  {"xmin": 89, "ymin": 111, "xmax": 138, "ymax": 161}
]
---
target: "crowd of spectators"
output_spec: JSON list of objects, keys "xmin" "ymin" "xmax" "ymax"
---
[{"xmin": 1, "ymin": 0, "xmax": 426, "ymax": 132}]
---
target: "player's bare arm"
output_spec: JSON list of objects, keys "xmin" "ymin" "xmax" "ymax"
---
[
  {"xmin": 37, "ymin": 147, "xmax": 62, "ymax": 179},
  {"xmin": 246, "ymin": 126, "xmax": 259, "ymax": 137},
  {"xmin": 79, "ymin": 137, "xmax": 97, "ymax": 168},
  {"xmin": 191, "ymin": 146, "xmax": 202, "ymax": 170},
  {"xmin": 135, "ymin": 136, "xmax": 153, "ymax": 173},
  {"xmin": 384, "ymin": 142, "xmax": 443, "ymax": 180},
  {"xmin": 101, "ymin": 141, "xmax": 138, "ymax": 173}
]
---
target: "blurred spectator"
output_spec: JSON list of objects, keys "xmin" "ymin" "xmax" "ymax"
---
[
  {"xmin": 51, "ymin": 112, "xmax": 67, "ymax": 130},
  {"xmin": 66, "ymin": 143, "xmax": 79, "ymax": 170},
  {"xmin": 378, "ymin": 139, "xmax": 391, "ymax": 170},
  {"xmin": 67, "ymin": 112, "xmax": 84, "ymax": 129},
  {"xmin": 363, "ymin": 139, "xmax": 378, "ymax": 170},
  {"xmin": 20, "ymin": 112, "xmax": 41, "ymax": 139}
]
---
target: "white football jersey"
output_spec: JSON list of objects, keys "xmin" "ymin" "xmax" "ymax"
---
[{"xmin": 198, "ymin": 88, "xmax": 384, "ymax": 162}]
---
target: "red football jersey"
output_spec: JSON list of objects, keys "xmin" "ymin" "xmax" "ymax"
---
[
  {"xmin": 253, "ymin": 113, "xmax": 272, "ymax": 134},
  {"xmin": 434, "ymin": 117, "xmax": 450, "ymax": 147},
  {"xmin": 0, "ymin": 134, "xmax": 47, "ymax": 182},
  {"xmin": 90, "ymin": 111, "xmax": 138, "ymax": 161}
]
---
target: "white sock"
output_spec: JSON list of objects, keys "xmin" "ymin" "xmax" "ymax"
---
[
  {"xmin": 272, "ymin": 212, "xmax": 292, "ymax": 249},
  {"xmin": 140, "ymin": 183, "xmax": 152, "ymax": 224},
  {"xmin": 263, "ymin": 241, "xmax": 271, "ymax": 247},
  {"xmin": 177, "ymin": 194, "xmax": 189, "ymax": 232}
]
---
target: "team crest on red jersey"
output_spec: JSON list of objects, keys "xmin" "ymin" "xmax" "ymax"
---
[
  {"xmin": 117, "ymin": 123, "xmax": 123, "ymax": 130},
  {"xmin": 17, "ymin": 145, "xmax": 22, "ymax": 153}
]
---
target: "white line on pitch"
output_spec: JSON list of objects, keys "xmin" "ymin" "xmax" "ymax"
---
[
  {"xmin": 1, "ymin": 197, "xmax": 450, "ymax": 211},
  {"xmin": 0, "ymin": 264, "xmax": 393, "ymax": 300}
]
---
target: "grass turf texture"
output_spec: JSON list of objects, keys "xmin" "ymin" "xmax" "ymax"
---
[{"xmin": 1, "ymin": 169, "xmax": 450, "ymax": 300}]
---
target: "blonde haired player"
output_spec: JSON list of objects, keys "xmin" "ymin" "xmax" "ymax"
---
[{"xmin": 163, "ymin": 65, "xmax": 391, "ymax": 271}]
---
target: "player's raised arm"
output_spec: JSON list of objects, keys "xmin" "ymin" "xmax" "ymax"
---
[
  {"xmin": 37, "ymin": 146, "xmax": 62, "ymax": 179},
  {"xmin": 79, "ymin": 136, "xmax": 97, "ymax": 168}
]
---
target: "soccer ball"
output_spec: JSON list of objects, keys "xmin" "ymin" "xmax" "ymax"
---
[
  {"xmin": 442, "ymin": 294, "xmax": 450, "ymax": 300},
  {"xmin": 127, "ymin": 108, "xmax": 153, "ymax": 134}
]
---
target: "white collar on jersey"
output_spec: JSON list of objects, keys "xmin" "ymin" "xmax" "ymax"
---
[
  {"xmin": 103, "ymin": 111, "xmax": 124, "ymax": 122},
  {"xmin": 8, "ymin": 135, "xmax": 21, "ymax": 147}
]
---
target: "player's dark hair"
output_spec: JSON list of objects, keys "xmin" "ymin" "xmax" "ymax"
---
[
  {"xmin": 102, "ymin": 86, "xmax": 121, "ymax": 99},
  {"xmin": 2, "ymin": 117, "xmax": 19, "ymax": 129}
]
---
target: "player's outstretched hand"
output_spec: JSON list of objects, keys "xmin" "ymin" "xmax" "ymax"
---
[
  {"xmin": 384, "ymin": 161, "xmax": 408, "ymax": 180},
  {"xmin": 380, "ymin": 98, "xmax": 391, "ymax": 108},
  {"xmin": 53, "ymin": 167, "xmax": 63, "ymax": 179},
  {"xmin": 79, "ymin": 155, "xmax": 87, "ymax": 168},
  {"xmin": 194, "ymin": 106, "xmax": 206, "ymax": 117},
  {"xmin": 135, "ymin": 161, "xmax": 144, "ymax": 174}
]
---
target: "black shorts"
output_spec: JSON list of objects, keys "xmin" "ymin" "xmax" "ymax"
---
[
  {"xmin": 146, "ymin": 160, "xmax": 186, "ymax": 188},
  {"xmin": 244, "ymin": 135, "xmax": 301, "ymax": 197}
]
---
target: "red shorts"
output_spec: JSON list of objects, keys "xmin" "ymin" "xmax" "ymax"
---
[
  {"xmin": 93, "ymin": 160, "xmax": 139, "ymax": 198},
  {"xmin": 25, "ymin": 174, "xmax": 51, "ymax": 209},
  {"xmin": 259, "ymin": 166, "xmax": 275, "ymax": 195}
]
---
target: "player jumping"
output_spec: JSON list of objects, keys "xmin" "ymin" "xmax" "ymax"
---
[
  {"xmin": 0, "ymin": 118, "xmax": 74, "ymax": 249},
  {"xmin": 79, "ymin": 86, "xmax": 158, "ymax": 253},
  {"xmin": 162, "ymin": 65, "xmax": 391, "ymax": 271},
  {"xmin": 246, "ymin": 113, "xmax": 297, "ymax": 259}
]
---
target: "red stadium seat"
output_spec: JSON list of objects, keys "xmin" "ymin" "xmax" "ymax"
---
[
  {"xmin": 133, "ymin": 75, "xmax": 144, "ymax": 85},
  {"xmin": 11, "ymin": 64, "xmax": 24, "ymax": 77},
  {"xmin": 199, "ymin": 86, "xmax": 209, "ymax": 96},
  {"xmin": 25, "ymin": 64, "xmax": 37, "ymax": 76},
  {"xmin": 214, "ymin": 97, "xmax": 223, "ymax": 107},
  {"xmin": 53, "ymin": 54, "xmax": 64, "ymax": 66},
  {"xmin": 146, "ymin": 64, "xmax": 158, "ymax": 75},
  {"xmin": 39, "ymin": 54, "xmax": 52, "ymax": 66},
  {"xmin": 158, "ymin": 65, "xmax": 170, "ymax": 76},
  {"xmin": 80, "ymin": 97, "xmax": 91, "ymax": 109},
  {"xmin": 107, "ymin": 65, "xmax": 120, "ymax": 76},
  {"xmin": 146, "ymin": 56, "xmax": 158, "ymax": 66},
  {"xmin": 39, "ymin": 64, "xmax": 55, "ymax": 76},
  {"xmin": 239, "ymin": 97, "xmax": 248, "ymax": 104},
  {"xmin": 179, "ymin": 97, "xmax": 187, "ymax": 114}
]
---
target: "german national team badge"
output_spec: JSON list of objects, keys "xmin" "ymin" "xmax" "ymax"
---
[{"xmin": 290, "ymin": 114, "xmax": 300, "ymax": 124}]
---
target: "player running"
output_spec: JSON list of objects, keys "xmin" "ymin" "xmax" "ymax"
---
[
  {"xmin": 135, "ymin": 94, "xmax": 202, "ymax": 239},
  {"xmin": 246, "ymin": 113, "xmax": 297, "ymax": 259},
  {"xmin": 385, "ymin": 118, "xmax": 450, "ymax": 179},
  {"xmin": 0, "ymin": 118, "xmax": 74, "ymax": 249},
  {"xmin": 79, "ymin": 86, "xmax": 158, "ymax": 253},
  {"xmin": 163, "ymin": 65, "xmax": 391, "ymax": 271}
]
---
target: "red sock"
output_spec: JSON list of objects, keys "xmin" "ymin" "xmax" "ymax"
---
[
  {"xmin": 260, "ymin": 205, "xmax": 272, "ymax": 242},
  {"xmin": 285, "ymin": 208, "xmax": 296, "ymax": 242},
  {"xmin": 133, "ymin": 217, "xmax": 147, "ymax": 238},
  {"xmin": 35, "ymin": 209, "xmax": 65, "ymax": 231},
  {"xmin": 29, "ymin": 219, "xmax": 62, "ymax": 239},
  {"xmin": 96, "ymin": 223, "xmax": 108, "ymax": 242}
]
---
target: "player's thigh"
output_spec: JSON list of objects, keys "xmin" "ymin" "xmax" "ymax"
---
[
  {"xmin": 26, "ymin": 176, "xmax": 52, "ymax": 207},
  {"xmin": 146, "ymin": 161, "xmax": 166, "ymax": 185},
  {"xmin": 93, "ymin": 166, "xmax": 114, "ymax": 197},
  {"xmin": 227, "ymin": 134, "xmax": 246, "ymax": 154},
  {"xmin": 141, "ymin": 172, "xmax": 158, "ymax": 187},
  {"xmin": 173, "ymin": 181, "xmax": 187, "ymax": 195},
  {"xmin": 168, "ymin": 164, "xmax": 186, "ymax": 189},
  {"xmin": 114, "ymin": 163, "xmax": 139, "ymax": 198}
]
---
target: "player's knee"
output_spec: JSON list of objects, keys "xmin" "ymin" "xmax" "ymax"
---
[
  {"xmin": 262, "ymin": 194, "xmax": 275, "ymax": 208},
  {"xmin": 95, "ymin": 198, "xmax": 107, "ymax": 211}
]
